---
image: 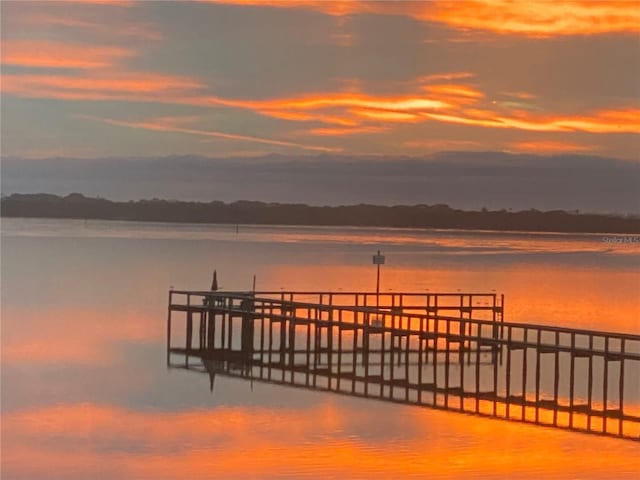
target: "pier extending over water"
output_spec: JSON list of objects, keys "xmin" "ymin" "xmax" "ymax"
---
[{"xmin": 167, "ymin": 290, "xmax": 640, "ymax": 440}]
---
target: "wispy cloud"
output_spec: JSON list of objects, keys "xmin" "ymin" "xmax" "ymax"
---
[
  {"xmin": 1, "ymin": 40, "xmax": 133, "ymax": 69},
  {"xmin": 423, "ymin": 108, "xmax": 640, "ymax": 134},
  {"xmin": 306, "ymin": 125, "xmax": 389, "ymax": 136},
  {"xmin": 425, "ymin": 0, "xmax": 640, "ymax": 37},
  {"xmin": 403, "ymin": 139, "xmax": 484, "ymax": 151},
  {"xmin": 509, "ymin": 140, "xmax": 596, "ymax": 154},
  {"xmin": 2, "ymin": 72, "xmax": 204, "ymax": 97},
  {"xmin": 4, "ymin": 68, "xmax": 639, "ymax": 138},
  {"xmin": 80, "ymin": 114, "xmax": 341, "ymax": 152},
  {"xmin": 206, "ymin": 1, "xmax": 640, "ymax": 36},
  {"xmin": 18, "ymin": 12, "xmax": 162, "ymax": 41},
  {"xmin": 418, "ymin": 72, "xmax": 476, "ymax": 83},
  {"xmin": 57, "ymin": 0, "xmax": 134, "ymax": 5}
]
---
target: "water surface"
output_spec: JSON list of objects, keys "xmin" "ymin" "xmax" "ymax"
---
[{"xmin": 2, "ymin": 218, "xmax": 639, "ymax": 479}]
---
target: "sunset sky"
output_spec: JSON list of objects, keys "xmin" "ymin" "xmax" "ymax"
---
[{"xmin": 1, "ymin": 0, "xmax": 639, "ymax": 160}]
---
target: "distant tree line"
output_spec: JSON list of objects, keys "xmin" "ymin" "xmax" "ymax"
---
[{"xmin": 2, "ymin": 193, "xmax": 639, "ymax": 233}]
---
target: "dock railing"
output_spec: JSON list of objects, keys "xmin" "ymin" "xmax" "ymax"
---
[{"xmin": 167, "ymin": 290, "xmax": 640, "ymax": 440}]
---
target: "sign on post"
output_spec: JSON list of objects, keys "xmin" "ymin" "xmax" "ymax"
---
[
  {"xmin": 373, "ymin": 250, "xmax": 385, "ymax": 309},
  {"xmin": 373, "ymin": 253, "xmax": 385, "ymax": 265}
]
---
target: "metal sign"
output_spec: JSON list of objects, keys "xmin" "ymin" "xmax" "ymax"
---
[{"xmin": 373, "ymin": 254, "xmax": 385, "ymax": 265}]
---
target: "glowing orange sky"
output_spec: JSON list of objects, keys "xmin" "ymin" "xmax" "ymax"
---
[
  {"xmin": 1, "ymin": 0, "xmax": 638, "ymax": 159},
  {"xmin": 210, "ymin": 1, "xmax": 640, "ymax": 36}
]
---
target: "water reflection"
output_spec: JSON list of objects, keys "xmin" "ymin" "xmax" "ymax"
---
[
  {"xmin": 4, "ymin": 401, "xmax": 640, "ymax": 479},
  {"xmin": 3, "ymin": 218, "xmax": 640, "ymax": 479}
]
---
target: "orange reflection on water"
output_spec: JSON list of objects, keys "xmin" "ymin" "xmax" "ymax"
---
[
  {"xmin": 266, "ymin": 263, "xmax": 640, "ymax": 334},
  {"xmin": 3, "ymin": 402, "xmax": 639, "ymax": 479},
  {"xmin": 1, "ymin": 307, "xmax": 160, "ymax": 364}
]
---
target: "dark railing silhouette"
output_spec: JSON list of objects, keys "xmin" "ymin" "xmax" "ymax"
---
[{"xmin": 167, "ymin": 290, "xmax": 640, "ymax": 441}]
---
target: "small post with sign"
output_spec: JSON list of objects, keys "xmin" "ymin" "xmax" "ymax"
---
[{"xmin": 373, "ymin": 250, "xmax": 385, "ymax": 309}]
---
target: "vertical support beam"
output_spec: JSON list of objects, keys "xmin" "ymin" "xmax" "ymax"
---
[
  {"xmin": 288, "ymin": 312, "xmax": 296, "ymax": 371},
  {"xmin": 280, "ymin": 304, "xmax": 288, "ymax": 364},
  {"xmin": 535, "ymin": 329, "xmax": 542, "ymax": 423},
  {"xmin": 305, "ymin": 309, "xmax": 311, "ymax": 386},
  {"xmin": 466, "ymin": 295, "xmax": 473, "ymax": 367},
  {"xmin": 220, "ymin": 309, "xmax": 226, "ymax": 351},
  {"xmin": 444, "ymin": 316, "xmax": 451, "ymax": 409},
  {"xmin": 337, "ymin": 309, "xmax": 343, "ymax": 392},
  {"xmin": 186, "ymin": 310, "xmax": 193, "ymax": 351},
  {"xmin": 433, "ymin": 309, "xmax": 439, "ymax": 407},
  {"xmin": 241, "ymin": 297, "xmax": 255, "ymax": 360},
  {"xmin": 506, "ymin": 326, "xmax": 512, "ymax": 418},
  {"xmin": 208, "ymin": 307, "xmax": 215, "ymax": 350},
  {"xmin": 268, "ymin": 310, "xmax": 274, "ymax": 380},
  {"xmin": 166, "ymin": 291, "xmax": 173, "ymax": 366},
  {"xmin": 475, "ymin": 322, "xmax": 481, "ymax": 413},
  {"xmin": 587, "ymin": 334, "xmax": 594, "ymax": 432},
  {"xmin": 459, "ymin": 294, "xmax": 465, "ymax": 365},
  {"xmin": 603, "ymin": 337, "xmax": 609, "ymax": 434},
  {"xmin": 405, "ymin": 326, "xmax": 410, "ymax": 402},
  {"xmin": 619, "ymin": 338, "xmax": 625, "ymax": 437},
  {"xmin": 199, "ymin": 311, "xmax": 205, "ymax": 350},
  {"xmin": 228, "ymin": 308, "xmax": 234, "ymax": 351},
  {"xmin": 492, "ymin": 323, "xmax": 500, "ymax": 417},
  {"xmin": 351, "ymin": 309, "xmax": 359, "ymax": 393},
  {"xmin": 418, "ymin": 317, "xmax": 424, "ymax": 403},
  {"xmin": 380, "ymin": 313, "xmax": 387, "ymax": 398},
  {"xmin": 259, "ymin": 309, "xmax": 265, "ymax": 377},
  {"xmin": 521, "ymin": 328, "xmax": 528, "ymax": 422},
  {"xmin": 459, "ymin": 317, "xmax": 465, "ymax": 411},
  {"xmin": 553, "ymin": 331, "xmax": 560, "ymax": 426},
  {"xmin": 569, "ymin": 332, "xmax": 576, "ymax": 428},
  {"xmin": 364, "ymin": 312, "xmax": 370, "ymax": 395}
]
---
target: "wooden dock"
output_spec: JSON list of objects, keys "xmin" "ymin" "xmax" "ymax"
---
[{"xmin": 167, "ymin": 290, "xmax": 640, "ymax": 440}]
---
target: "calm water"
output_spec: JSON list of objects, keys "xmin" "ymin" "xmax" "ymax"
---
[{"xmin": 2, "ymin": 218, "xmax": 639, "ymax": 479}]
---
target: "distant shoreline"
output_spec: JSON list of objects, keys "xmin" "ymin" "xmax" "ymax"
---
[{"xmin": 2, "ymin": 193, "xmax": 639, "ymax": 234}]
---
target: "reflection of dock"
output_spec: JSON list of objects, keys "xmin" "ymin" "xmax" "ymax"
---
[{"xmin": 167, "ymin": 290, "xmax": 640, "ymax": 441}]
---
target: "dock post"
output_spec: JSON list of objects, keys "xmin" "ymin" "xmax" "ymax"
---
[
  {"xmin": 619, "ymin": 338, "xmax": 626, "ymax": 436},
  {"xmin": 241, "ymin": 297, "xmax": 255, "ymax": 358},
  {"xmin": 521, "ymin": 328, "xmax": 528, "ymax": 421},
  {"xmin": 167, "ymin": 290, "xmax": 173, "ymax": 366},
  {"xmin": 186, "ymin": 311, "xmax": 193, "ymax": 351}
]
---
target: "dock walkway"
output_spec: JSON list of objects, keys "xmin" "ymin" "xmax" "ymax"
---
[{"xmin": 167, "ymin": 290, "xmax": 640, "ymax": 440}]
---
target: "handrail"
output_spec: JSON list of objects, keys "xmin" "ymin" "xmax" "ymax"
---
[{"xmin": 168, "ymin": 290, "xmax": 640, "ymax": 342}]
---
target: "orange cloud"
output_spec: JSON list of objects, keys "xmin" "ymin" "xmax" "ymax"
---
[
  {"xmin": 424, "ymin": 84, "xmax": 484, "ymax": 99},
  {"xmin": 403, "ymin": 139, "xmax": 483, "ymax": 151},
  {"xmin": 418, "ymin": 72, "xmax": 476, "ymax": 83},
  {"xmin": 4, "ymin": 67, "xmax": 638, "ymax": 139},
  {"xmin": 503, "ymin": 91, "xmax": 537, "ymax": 100},
  {"xmin": 57, "ymin": 0, "xmax": 134, "ymax": 5},
  {"xmin": 194, "ymin": 92, "xmax": 456, "ymax": 131},
  {"xmin": 6, "ymin": 68, "xmax": 639, "ymax": 141},
  {"xmin": 350, "ymin": 109, "xmax": 421, "ymax": 122},
  {"xmin": 207, "ymin": 1, "xmax": 640, "ymax": 36},
  {"xmin": 306, "ymin": 125, "xmax": 388, "ymax": 136},
  {"xmin": 19, "ymin": 13, "xmax": 162, "ymax": 40},
  {"xmin": 426, "ymin": 0, "xmax": 640, "ymax": 37},
  {"xmin": 213, "ymin": 93, "xmax": 451, "ymax": 112},
  {"xmin": 1, "ymin": 40, "xmax": 133, "ymax": 69},
  {"xmin": 510, "ymin": 140, "xmax": 596, "ymax": 154},
  {"xmin": 424, "ymin": 108, "xmax": 640, "ymax": 134},
  {"xmin": 2, "ymin": 72, "xmax": 203, "ymax": 96}
]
